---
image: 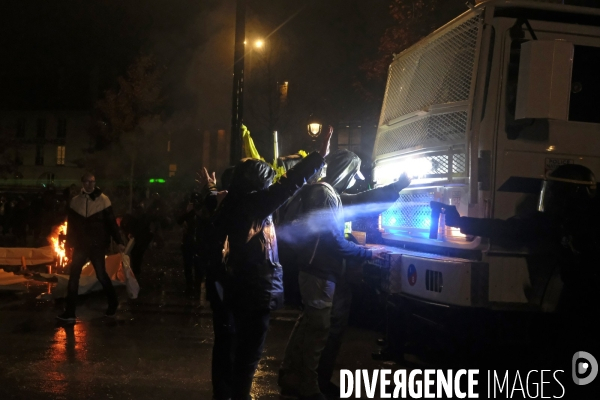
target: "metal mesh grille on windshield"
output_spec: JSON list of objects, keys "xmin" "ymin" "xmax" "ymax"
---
[
  {"xmin": 374, "ymin": 13, "xmax": 481, "ymax": 159},
  {"xmin": 374, "ymin": 111, "xmax": 469, "ymax": 156}
]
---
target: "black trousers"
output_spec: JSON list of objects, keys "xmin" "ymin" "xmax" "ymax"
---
[
  {"xmin": 182, "ymin": 242, "xmax": 206, "ymax": 291},
  {"xmin": 210, "ymin": 288, "xmax": 234, "ymax": 400},
  {"xmin": 210, "ymin": 287, "xmax": 270, "ymax": 400},
  {"xmin": 65, "ymin": 246, "xmax": 117, "ymax": 314},
  {"xmin": 130, "ymin": 234, "xmax": 152, "ymax": 277}
]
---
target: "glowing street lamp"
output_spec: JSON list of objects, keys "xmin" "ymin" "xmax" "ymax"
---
[
  {"xmin": 307, "ymin": 123, "xmax": 322, "ymax": 138},
  {"xmin": 254, "ymin": 39, "xmax": 264, "ymax": 49}
]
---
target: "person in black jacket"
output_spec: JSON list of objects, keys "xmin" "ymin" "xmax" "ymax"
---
[
  {"xmin": 195, "ymin": 170, "xmax": 232, "ymax": 400},
  {"xmin": 57, "ymin": 173, "xmax": 125, "ymax": 322},
  {"xmin": 444, "ymin": 164, "xmax": 598, "ymax": 288},
  {"xmin": 177, "ymin": 192, "xmax": 212, "ymax": 298},
  {"xmin": 444, "ymin": 164, "xmax": 599, "ymax": 369},
  {"xmin": 277, "ymin": 150, "xmax": 407, "ymax": 400},
  {"xmin": 209, "ymin": 142, "xmax": 327, "ymax": 400}
]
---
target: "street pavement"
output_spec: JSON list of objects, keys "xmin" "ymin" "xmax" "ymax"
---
[{"xmin": 0, "ymin": 232, "xmax": 393, "ymax": 400}]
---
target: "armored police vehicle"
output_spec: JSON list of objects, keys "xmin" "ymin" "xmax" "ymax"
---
[{"xmin": 369, "ymin": 0, "xmax": 600, "ymax": 348}]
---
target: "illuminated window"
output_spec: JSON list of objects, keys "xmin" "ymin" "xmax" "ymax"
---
[
  {"xmin": 169, "ymin": 164, "xmax": 177, "ymax": 177},
  {"xmin": 167, "ymin": 140, "xmax": 171, "ymax": 152},
  {"xmin": 57, "ymin": 146, "xmax": 66, "ymax": 165}
]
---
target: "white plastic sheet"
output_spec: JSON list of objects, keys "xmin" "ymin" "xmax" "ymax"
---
[
  {"xmin": 0, "ymin": 246, "xmax": 54, "ymax": 266},
  {"xmin": 121, "ymin": 253, "xmax": 139, "ymax": 299},
  {"xmin": 0, "ymin": 270, "xmax": 29, "ymax": 290},
  {"xmin": 53, "ymin": 253, "xmax": 134, "ymax": 298}
]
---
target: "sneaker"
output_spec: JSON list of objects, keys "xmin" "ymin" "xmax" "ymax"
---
[{"xmin": 56, "ymin": 312, "xmax": 76, "ymax": 323}]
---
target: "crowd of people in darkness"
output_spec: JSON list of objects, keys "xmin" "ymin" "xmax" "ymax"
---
[
  {"xmin": 179, "ymin": 129, "xmax": 599, "ymax": 400},
  {"xmin": 2, "ymin": 125, "xmax": 597, "ymax": 400},
  {"xmin": 186, "ymin": 129, "xmax": 420, "ymax": 400},
  {"xmin": 0, "ymin": 187, "xmax": 177, "ymax": 250}
]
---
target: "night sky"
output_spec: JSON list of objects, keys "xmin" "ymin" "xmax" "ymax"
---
[
  {"xmin": 0, "ymin": 1, "xmax": 457, "ymax": 180},
  {"xmin": 2, "ymin": 1, "xmax": 599, "ymax": 177}
]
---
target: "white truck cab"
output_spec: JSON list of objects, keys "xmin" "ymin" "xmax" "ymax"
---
[{"xmin": 370, "ymin": 0, "xmax": 600, "ymax": 341}]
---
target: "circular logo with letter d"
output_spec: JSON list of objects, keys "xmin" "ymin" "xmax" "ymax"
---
[{"xmin": 572, "ymin": 351, "xmax": 598, "ymax": 385}]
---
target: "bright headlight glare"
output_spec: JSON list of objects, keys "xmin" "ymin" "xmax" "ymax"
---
[{"xmin": 375, "ymin": 157, "xmax": 433, "ymax": 184}]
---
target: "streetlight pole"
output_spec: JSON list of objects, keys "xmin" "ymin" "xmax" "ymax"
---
[
  {"xmin": 230, "ymin": 0, "xmax": 246, "ymax": 165},
  {"xmin": 256, "ymin": 40, "xmax": 276, "ymax": 160}
]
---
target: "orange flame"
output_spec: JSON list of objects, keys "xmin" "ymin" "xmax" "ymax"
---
[{"xmin": 50, "ymin": 221, "xmax": 68, "ymax": 268}]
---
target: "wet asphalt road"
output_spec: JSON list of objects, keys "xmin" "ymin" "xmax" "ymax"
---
[
  {"xmin": 3, "ymin": 234, "xmax": 598, "ymax": 399},
  {"xmin": 0, "ymin": 234, "xmax": 390, "ymax": 400}
]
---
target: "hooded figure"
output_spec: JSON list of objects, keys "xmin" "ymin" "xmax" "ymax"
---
[
  {"xmin": 210, "ymin": 152, "xmax": 325, "ymax": 400},
  {"xmin": 278, "ymin": 149, "xmax": 412, "ymax": 400},
  {"xmin": 277, "ymin": 150, "xmax": 375, "ymax": 283},
  {"xmin": 277, "ymin": 150, "xmax": 410, "ymax": 299},
  {"xmin": 321, "ymin": 149, "xmax": 362, "ymax": 192},
  {"xmin": 217, "ymin": 158, "xmax": 283, "ymax": 310},
  {"xmin": 219, "ymin": 165, "xmax": 236, "ymax": 191}
]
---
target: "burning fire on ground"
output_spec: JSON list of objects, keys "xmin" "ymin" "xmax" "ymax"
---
[{"xmin": 49, "ymin": 221, "xmax": 68, "ymax": 268}]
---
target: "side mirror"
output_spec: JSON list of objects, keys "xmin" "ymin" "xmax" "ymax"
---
[{"xmin": 515, "ymin": 40, "xmax": 573, "ymax": 121}]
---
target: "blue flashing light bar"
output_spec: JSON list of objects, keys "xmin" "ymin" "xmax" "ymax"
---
[{"xmin": 381, "ymin": 208, "xmax": 432, "ymax": 230}]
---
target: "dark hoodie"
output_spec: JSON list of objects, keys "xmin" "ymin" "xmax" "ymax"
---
[
  {"xmin": 66, "ymin": 187, "xmax": 124, "ymax": 249},
  {"xmin": 277, "ymin": 150, "xmax": 373, "ymax": 283},
  {"xmin": 321, "ymin": 150, "xmax": 362, "ymax": 193},
  {"xmin": 213, "ymin": 152, "xmax": 325, "ymax": 311}
]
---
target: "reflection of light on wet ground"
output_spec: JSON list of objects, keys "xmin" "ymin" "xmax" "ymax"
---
[
  {"xmin": 251, "ymin": 355, "xmax": 279, "ymax": 398},
  {"xmin": 28, "ymin": 323, "xmax": 91, "ymax": 397},
  {"xmin": 49, "ymin": 323, "xmax": 89, "ymax": 364}
]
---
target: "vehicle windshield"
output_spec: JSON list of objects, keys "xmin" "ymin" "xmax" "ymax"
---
[{"xmin": 569, "ymin": 45, "xmax": 600, "ymax": 123}]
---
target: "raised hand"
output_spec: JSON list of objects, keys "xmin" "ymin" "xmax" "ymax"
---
[
  {"xmin": 394, "ymin": 172, "xmax": 412, "ymax": 191},
  {"xmin": 319, "ymin": 125, "xmax": 334, "ymax": 158},
  {"xmin": 195, "ymin": 169, "xmax": 206, "ymax": 189},
  {"xmin": 195, "ymin": 167, "xmax": 217, "ymax": 190},
  {"xmin": 207, "ymin": 169, "xmax": 217, "ymax": 187}
]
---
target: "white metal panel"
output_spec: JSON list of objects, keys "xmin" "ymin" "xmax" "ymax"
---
[
  {"xmin": 493, "ymin": 19, "xmax": 600, "ymax": 220},
  {"xmin": 487, "ymin": 255, "xmax": 530, "ymax": 303},
  {"xmin": 399, "ymin": 255, "xmax": 472, "ymax": 306},
  {"xmin": 515, "ymin": 40, "xmax": 573, "ymax": 120}
]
